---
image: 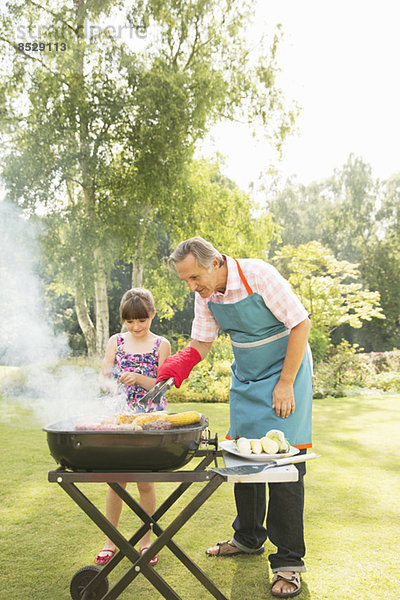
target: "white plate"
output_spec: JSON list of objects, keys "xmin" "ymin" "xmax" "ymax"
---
[{"xmin": 219, "ymin": 440, "xmax": 300, "ymax": 462}]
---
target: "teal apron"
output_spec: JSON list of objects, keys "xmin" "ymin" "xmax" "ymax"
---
[{"xmin": 207, "ymin": 260, "xmax": 312, "ymax": 448}]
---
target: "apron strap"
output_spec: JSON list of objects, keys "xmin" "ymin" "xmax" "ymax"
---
[{"xmin": 234, "ymin": 258, "xmax": 253, "ymax": 295}]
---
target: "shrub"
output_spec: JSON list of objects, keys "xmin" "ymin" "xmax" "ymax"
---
[
  {"xmin": 167, "ymin": 336, "xmax": 232, "ymax": 403},
  {"xmin": 312, "ymin": 361, "xmax": 341, "ymax": 399},
  {"xmin": 167, "ymin": 349, "xmax": 231, "ymax": 403},
  {"xmin": 312, "ymin": 344, "xmax": 400, "ymax": 397},
  {"xmin": 373, "ymin": 372, "xmax": 400, "ymax": 391},
  {"xmin": 308, "ymin": 327, "xmax": 331, "ymax": 364},
  {"xmin": 361, "ymin": 349, "xmax": 400, "ymax": 374},
  {"xmin": 312, "ymin": 340, "xmax": 367, "ymax": 398}
]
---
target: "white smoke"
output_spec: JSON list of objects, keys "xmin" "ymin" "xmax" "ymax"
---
[
  {"xmin": 0, "ymin": 200, "xmax": 108, "ymax": 424},
  {"xmin": 0, "ymin": 200, "xmax": 68, "ymax": 364}
]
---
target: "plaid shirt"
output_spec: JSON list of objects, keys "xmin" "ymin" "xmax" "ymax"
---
[{"xmin": 191, "ymin": 255, "xmax": 309, "ymax": 342}]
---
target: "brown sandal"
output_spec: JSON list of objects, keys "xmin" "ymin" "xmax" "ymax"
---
[
  {"xmin": 206, "ymin": 540, "xmax": 264, "ymax": 557},
  {"xmin": 271, "ymin": 571, "xmax": 301, "ymax": 598}
]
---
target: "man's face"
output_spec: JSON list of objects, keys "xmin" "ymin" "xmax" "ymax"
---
[{"xmin": 175, "ymin": 253, "xmax": 220, "ymax": 298}]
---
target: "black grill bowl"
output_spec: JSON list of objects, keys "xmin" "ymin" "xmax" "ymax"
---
[{"xmin": 44, "ymin": 416, "xmax": 208, "ymax": 472}]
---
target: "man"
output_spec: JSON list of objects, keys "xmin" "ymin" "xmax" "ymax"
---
[{"xmin": 157, "ymin": 237, "xmax": 313, "ymax": 598}]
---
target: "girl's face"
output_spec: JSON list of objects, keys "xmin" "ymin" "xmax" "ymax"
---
[{"xmin": 124, "ymin": 311, "xmax": 155, "ymax": 338}]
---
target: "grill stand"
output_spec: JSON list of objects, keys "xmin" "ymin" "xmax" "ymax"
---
[{"xmin": 48, "ymin": 446, "xmax": 231, "ymax": 600}]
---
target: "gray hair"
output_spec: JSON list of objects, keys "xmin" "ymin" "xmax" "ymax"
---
[{"xmin": 168, "ymin": 237, "xmax": 224, "ymax": 271}]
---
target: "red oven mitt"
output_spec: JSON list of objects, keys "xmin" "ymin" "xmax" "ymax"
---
[{"xmin": 156, "ymin": 346, "xmax": 202, "ymax": 388}]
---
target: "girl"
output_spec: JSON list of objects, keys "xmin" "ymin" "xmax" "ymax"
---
[{"xmin": 95, "ymin": 287, "xmax": 171, "ymax": 567}]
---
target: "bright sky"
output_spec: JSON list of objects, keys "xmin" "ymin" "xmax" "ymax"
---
[{"xmin": 201, "ymin": 0, "xmax": 400, "ymax": 190}]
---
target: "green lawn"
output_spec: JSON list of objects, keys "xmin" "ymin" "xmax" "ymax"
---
[{"xmin": 1, "ymin": 393, "xmax": 399, "ymax": 600}]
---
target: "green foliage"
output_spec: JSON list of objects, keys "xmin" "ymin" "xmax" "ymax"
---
[
  {"xmin": 273, "ymin": 241, "xmax": 385, "ymax": 334},
  {"xmin": 265, "ymin": 154, "xmax": 378, "ymax": 262},
  {"xmin": 373, "ymin": 372, "xmax": 400, "ymax": 392},
  {"xmin": 361, "ymin": 348, "xmax": 400, "ymax": 373},
  {"xmin": 132, "ymin": 158, "xmax": 279, "ymax": 323},
  {"xmin": 308, "ymin": 327, "xmax": 331, "ymax": 365},
  {"xmin": 264, "ymin": 154, "xmax": 400, "ymax": 351},
  {"xmin": 171, "ymin": 159, "xmax": 279, "ymax": 257},
  {"xmin": 0, "ymin": 0, "xmax": 294, "ymax": 355},
  {"xmin": 321, "ymin": 154, "xmax": 379, "ymax": 262},
  {"xmin": 167, "ymin": 335, "xmax": 233, "ymax": 403},
  {"xmin": 358, "ymin": 174, "xmax": 400, "ymax": 348},
  {"xmin": 312, "ymin": 345, "xmax": 400, "ymax": 398},
  {"xmin": 312, "ymin": 340, "xmax": 366, "ymax": 398}
]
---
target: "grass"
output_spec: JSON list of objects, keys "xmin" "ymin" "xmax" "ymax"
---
[{"xmin": 0, "ymin": 392, "xmax": 399, "ymax": 600}]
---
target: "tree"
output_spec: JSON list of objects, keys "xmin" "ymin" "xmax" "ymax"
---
[
  {"xmin": 322, "ymin": 154, "xmax": 379, "ymax": 262},
  {"xmin": 273, "ymin": 241, "xmax": 385, "ymax": 359},
  {"xmin": 263, "ymin": 155, "xmax": 400, "ymax": 351},
  {"xmin": 264, "ymin": 154, "xmax": 378, "ymax": 261},
  {"xmin": 357, "ymin": 173, "xmax": 400, "ymax": 349},
  {"xmin": 263, "ymin": 177, "xmax": 329, "ymax": 255},
  {"xmin": 0, "ymin": 0, "xmax": 295, "ymax": 355},
  {"xmin": 127, "ymin": 158, "xmax": 279, "ymax": 322}
]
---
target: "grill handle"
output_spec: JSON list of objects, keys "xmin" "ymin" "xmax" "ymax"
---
[{"xmin": 140, "ymin": 377, "xmax": 175, "ymax": 410}]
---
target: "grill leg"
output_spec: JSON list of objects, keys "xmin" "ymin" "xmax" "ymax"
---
[
  {"xmin": 59, "ymin": 482, "xmax": 184, "ymax": 600},
  {"xmin": 100, "ymin": 453, "xmax": 220, "ymax": 579},
  {"xmin": 53, "ymin": 452, "xmax": 228, "ymax": 600},
  {"xmin": 106, "ymin": 474, "xmax": 228, "ymax": 600}
]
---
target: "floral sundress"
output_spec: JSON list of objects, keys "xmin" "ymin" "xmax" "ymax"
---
[{"xmin": 112, "ymin": 334, "xmax": 167, "ymax": 411}]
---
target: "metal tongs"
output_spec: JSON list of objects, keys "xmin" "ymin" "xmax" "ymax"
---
[{"xmin": 136, "ymin": 377, "xmax": 175, "ymax": 412}]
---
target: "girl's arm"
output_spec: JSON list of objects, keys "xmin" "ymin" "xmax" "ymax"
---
[
  {"xmin": 99, "ymin": 336, "xmax": 119, "ymax": 394},
  {"xmin": 158, "ymin": 338, "xmax": 172, "ymax": 367},
  {"xmin": 119, "ymin": 339, "xmax": 172, "ymax": 391}
]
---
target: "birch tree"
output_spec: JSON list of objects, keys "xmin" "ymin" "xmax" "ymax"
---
[{"xmin": 0, "ymin": 0, "xmax": 295, "ymax": 355}]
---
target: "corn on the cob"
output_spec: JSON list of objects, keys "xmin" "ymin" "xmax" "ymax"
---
[
  {"xmin": 166, "ymin": 411, "xmax": 202, "ymax": 427},
  {"xmin": 133, "ymin": 413, "xmax": 167, "ymax": 426},
  {"xmin": 116, "ymin": 414, "xmax": 137, "ymax": 424},
  {"xmin": 116, "ymin": 411, "xmax": 167, "ymax": 425},
  {"xmin": 116, "ymin": 411, "xmax": 201, "ymax": 428}
]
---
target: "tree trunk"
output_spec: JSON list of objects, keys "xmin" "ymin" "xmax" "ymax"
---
[
  {"xmin": 131, "ymin": 205, "xmax": 153, "ymax": 288},
  {"xmin": 131, "ymin": 261, "xmax": 143, "ymax": 287},
  {"xmin": 93, "ymin": 245, "xmax": 109, "ymax": 355},
  {"xmin": 74, "ymin": 274, "xmax": 97, "ymax": 357},
  {"xmin": 70, "ymin": 3, "xmax": 110, "ymax": 356}
]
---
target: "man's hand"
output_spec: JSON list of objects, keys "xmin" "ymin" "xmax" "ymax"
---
[
  {"xmin": 156, "ymin": 346, "xmax": 202, "ymax": 387},
  {"xmin": 272, "ymin": 318, "xmax": 311, "ymax": 418},
  {"xmin": 272, "ymin": 380, "xmax": 295, "ymax": 418}
]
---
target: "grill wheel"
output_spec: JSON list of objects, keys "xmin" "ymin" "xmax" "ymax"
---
[{"xmin": 70, "ymin": 565, "xmax": 109, "ymax": 599}]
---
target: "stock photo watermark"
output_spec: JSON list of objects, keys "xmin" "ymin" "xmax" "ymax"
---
[{"xmin": 14, "ymin": 17, "xmax": 148, "ymax": 44}]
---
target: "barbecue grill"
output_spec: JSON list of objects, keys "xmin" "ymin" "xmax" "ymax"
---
[
  {"xmin": 44, "ymin": 379, "xmax": 208, "ymax": 472},
  {"xmin": 44, "ymin": 415, "xmax": 208, "ymax": 472},
  {"xmin": 45, "ymin": 380, "xmax": 312, "ymax": 599},
  {"xmin": 44, "ymin": 376, "xmax": 230, "ymax": 599},
  {"xmin": 47, "ymin": 438, "xmax": 232, "ymax": 600}
]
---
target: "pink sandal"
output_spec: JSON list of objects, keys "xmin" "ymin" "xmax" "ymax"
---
[
  {"xmin": 140, "ymin": 546, "xmax": 159, "ymax": 566},
  {"xmin": 94, "ymin": 547, "xmax": 116, "ymax": 565}
]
